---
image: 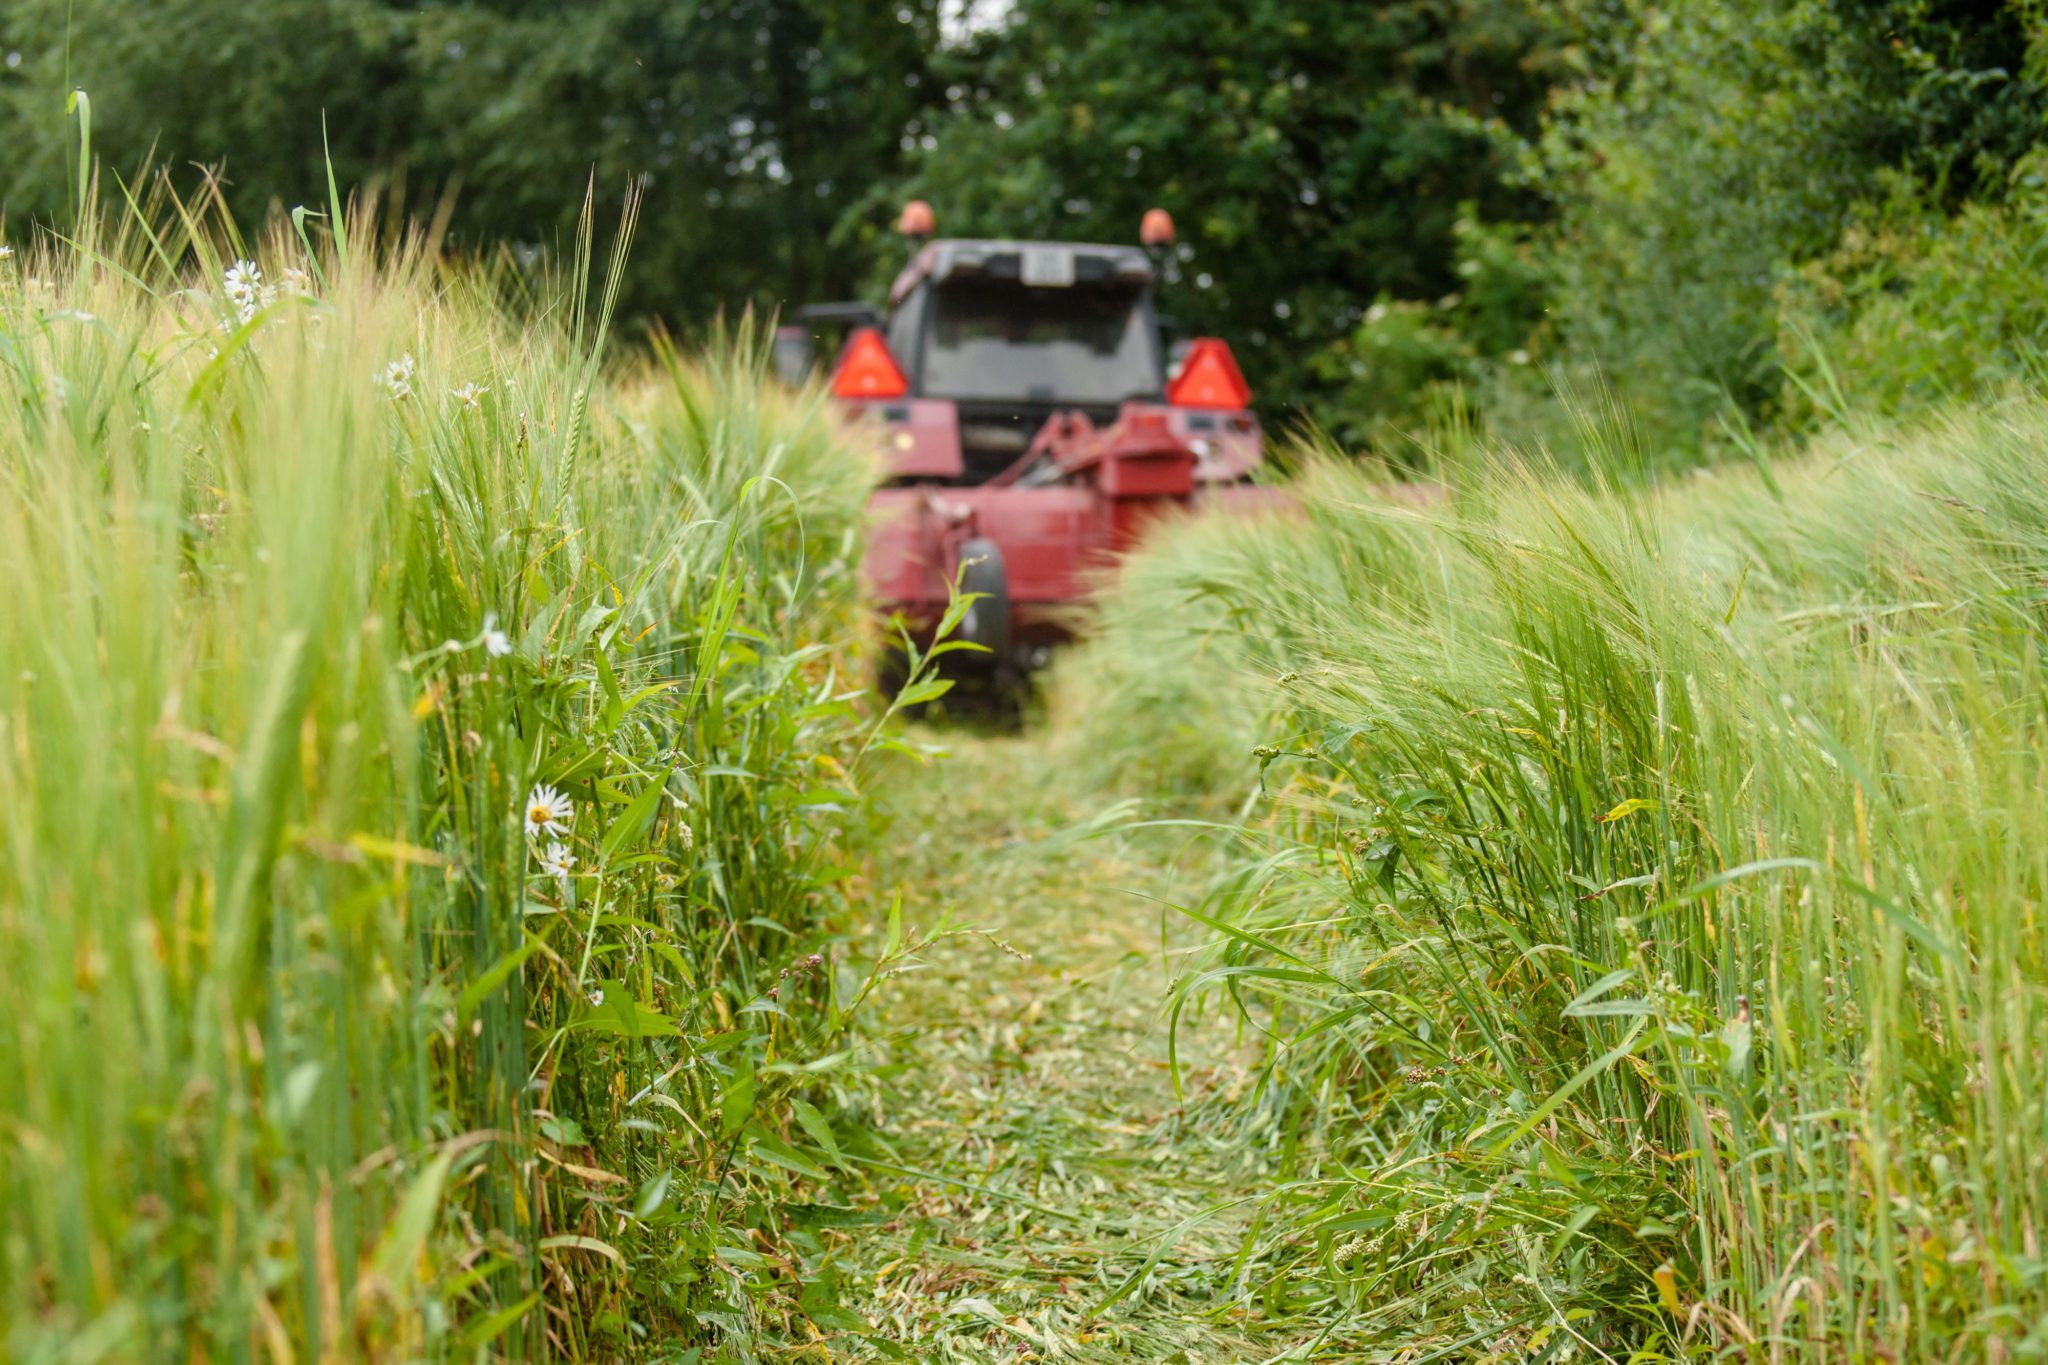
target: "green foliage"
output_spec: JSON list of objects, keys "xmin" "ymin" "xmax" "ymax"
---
[
  {"xmin": 884, "ymin": 0, "xmax": 1565, "ymax": 420},
  {"xmin": 1307, "ymin": 208, "xmax": 1551, "ymax": 452},
  {"xmin": 1779, "ymin": 153, "xmax": 2048, "ymax": 419},
  {"xmin": 0, "ymin": 186, "xmax": 909, "ymax": 1358},
  {"xmin": 1056, "ymin": 408, "xmax": 2048, "ymax": 1355},
  {"xmin": 1536, "ymin": 0, "xmax": 2048, "ymax": 455},
  {"xmin": 0, "ymin": 0, "xmax": 944, "ymax": 324}
]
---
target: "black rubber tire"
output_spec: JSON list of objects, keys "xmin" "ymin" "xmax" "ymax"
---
[{"xmin": 955, "ymin": 537, "xmax": 1011, "ymax": 665}]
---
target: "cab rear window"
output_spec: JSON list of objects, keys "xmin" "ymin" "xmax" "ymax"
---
[{"xmin": 920, "ymin": 279, "xmax": 1159, "ymax": 406}]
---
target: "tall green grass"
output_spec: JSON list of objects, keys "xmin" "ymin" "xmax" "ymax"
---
[
  {"xmin": 0, "ymin": 189, "xmax": 892, "ymax": 1360},
  {"xmin": 1056, "ymin": 405, "xmax": 2048, "ymax": 1358}
]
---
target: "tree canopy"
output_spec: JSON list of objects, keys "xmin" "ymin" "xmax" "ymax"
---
[
  {"xmin": 0, "ymin": 0, "xmax": 945, "ymax": 320},
  {"xmin": 873, "ymin": 0, "xmax": 1565, "ymax": 418},
  {"xmin": 2, "ymin": 0, "xmax": 2043, "ymax": 453}
]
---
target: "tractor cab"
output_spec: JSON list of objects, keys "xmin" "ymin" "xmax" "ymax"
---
[
  {"xmin": 879, "ymin": 239, "xmax": 1170, "ymax": 482},
  {"xmin": 787, "ymin": 202, "xmax": 1282, "ymax": 680}
]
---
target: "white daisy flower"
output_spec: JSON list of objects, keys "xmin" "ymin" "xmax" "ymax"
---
[
  {"xmin": 378, "ymin": 352, "xmax": 416, "ymax": 400},
  {"xmin": 482, "ymin": 613, "xmax": 513, "ymax": 658},
  {"xmin": 524, "ymin": 783, "xmax": 573, "ymax": 838},
  {"xmin": 537, "ymin": 841, "xmax": 576, "ymax": 884},
  {"xmin": 451, "ymin": 382, "xmax": 488, "ymax": 410},
  {"xmin": 281, "ymin": 266, "xmax": 312, "ymax": 296},
  {"xmin": 223, "ymin": 259, "xmax": 260, "ymax": 299},
  {"xmin": 0, "ymin": 244, "xmax": 13, "ymax": 260},
  {"xmin": 586, "ymin": 987, "xmax": 605, "ymax": 1008}
]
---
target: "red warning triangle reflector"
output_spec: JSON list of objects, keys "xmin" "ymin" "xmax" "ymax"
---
[
  {"xmin": 831, "ymin": 326, "xmax": 909, "ymax": 399},
  {"xmin": 1166, "ymin": 338, "xmax": 1251, "ymax": 410}
]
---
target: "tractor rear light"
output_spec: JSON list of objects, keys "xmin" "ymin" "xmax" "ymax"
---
[
  {"xmin": 1166, "ymin": 338, "xmax": 1252, "ymax": 410},
  {"xmin": 831, "ymin": 327, "xmax": 909, "ymax": 400},
  {"xmin": 898, "ymin": 199, "xmax": 936, "ymax": 239}
]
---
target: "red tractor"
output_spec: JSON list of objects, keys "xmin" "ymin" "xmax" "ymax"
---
[{"xmin": 779, "ymin": 202, "xmax": 1284, "ymax": 682}]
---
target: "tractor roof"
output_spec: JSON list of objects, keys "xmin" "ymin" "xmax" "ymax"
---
[{"xmin": 888, "ymin": 239, "xmax": 1156, "ymax": 306}]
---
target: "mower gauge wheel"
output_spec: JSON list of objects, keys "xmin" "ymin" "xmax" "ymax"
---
[{"xmin": 954, "ymin": 537, "xmax": 1011, "ymax": 666}]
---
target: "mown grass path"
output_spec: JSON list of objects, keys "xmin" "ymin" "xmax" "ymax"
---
[{"xmin": 841, "ymin": 728, "xmax": 1320, "ymax": 1363}]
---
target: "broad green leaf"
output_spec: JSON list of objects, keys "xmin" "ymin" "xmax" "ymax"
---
[
  {"xmin": 601, "ymin": 768, "xmax": 673, "ymax": 863},
  {"xmin": 745, "ymin": 1127, "xmax": 829, "ymax": 1181},
  {"xmin": 457, "ymin": 934, "xmax": 543, "ymax": 1020},
  {"xmin": 574, "ymin": 982, "xmax": 674, "ymax": 1039},
  {"xmin": 370, "ymin": 1149, "xmax": 457, "ymax": 1289},
  {"xmin": 458, "ymin": 1293, "xmax": 539, "ymax": 1352},
  {"xmin": 791, "ymin": 1098, "xmax": 844, "ymax": 1166},
  {"xmin": 1600, "ymin": 797, "xmax": 1661, "ymax": 823},
  {"xmin": 594, "ymin": 648, "xmax": 626, "ymax": 734},
  {"xmin": 538, "ymin": 1234, "xmax": 624, "ymax": 1266},
  {"xmin": 720, "ymin": 1060, "xmax": 757, "ymax": 1137},
  {"xmin": 1562, "ymin": 968, "xmax": 1636, "ymax": 1018}
]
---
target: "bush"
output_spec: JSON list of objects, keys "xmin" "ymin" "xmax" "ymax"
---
[
  {"xmin": 1539, "ymin": 0, "xmax": 2046, "ymax": 459},
  {"xmin": 1781, "ymin": 154, "xmax": 2048, "ymax": 421},
  {"xmin": 1307, "ymin": 208, "xmax": 1553, "ymax": 458}
]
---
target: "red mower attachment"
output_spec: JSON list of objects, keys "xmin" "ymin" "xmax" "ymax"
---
[{"xmin": 790, "ymin": 211, "xmax": 1286, "ymax": 682}]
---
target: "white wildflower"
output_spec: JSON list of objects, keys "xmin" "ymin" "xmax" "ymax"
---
[
  {"xmin": 0, "ymin": 244, "xmax": 13, "ymax": 260},
  {"xmin": 378, "ymin": 352, "xmax": 416, "ymax": 399},
  {"xmin": 281, "ymin": 266, "xmax": 312, "ymax": 296},
  {"xmin": 451, "ymin": 382, "xmax": 488, "ymax": 410},
  {"xmin": 524, "ymin": 783, "xmax": 573, "ymax": 838},
  {"xmin": 223, "ymin": 259, "xmax": 261, "ymax": 304},
  {"xmin": 223, "ymin": 260, "xmax": 264, "ymax": 323},
  {"xmin": 537, "ymin": 841, "xmax": 576, "ymax": 886},
  {"xmin": 587, "ymin": 987, "xmax": 605, "ymax": 1008},
  {"xmin": 482, "ymin": 613, "xmax": 513, "ymax": 658}
]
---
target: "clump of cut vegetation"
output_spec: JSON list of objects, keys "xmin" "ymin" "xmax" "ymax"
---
[
  {"xmin": 1055, "ymin": 402, "xmax": 2048, "ymax": 1358},
  {"xmin": 0, "ymin": 184, "xmax": 922, "ymax": 1360}
]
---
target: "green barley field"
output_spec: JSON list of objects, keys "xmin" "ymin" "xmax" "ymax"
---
[
  {"xmin": 1048, "ymin": 406, "xmax": 2048, "ymax": 1358},
  {"xmin": 0, "ymin": 187, "xmax": 931, "ymax": 1360}
]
